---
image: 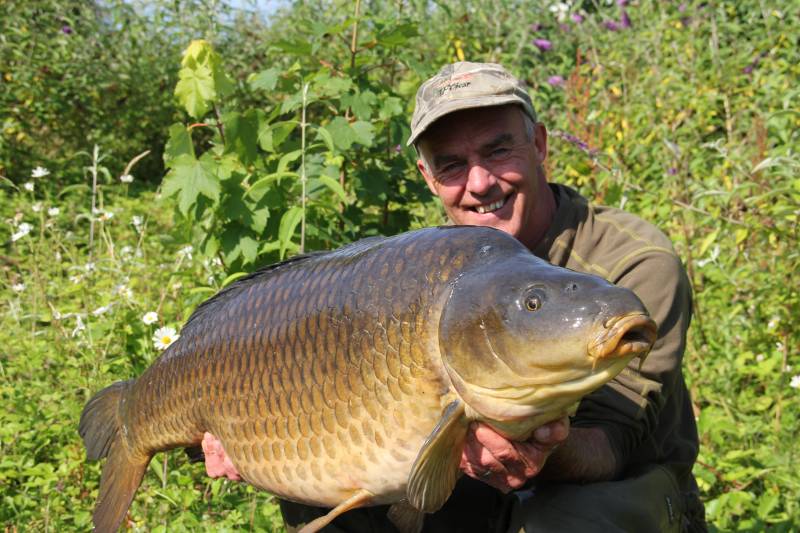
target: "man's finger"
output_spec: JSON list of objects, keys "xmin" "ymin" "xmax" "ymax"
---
[{"xmin": 532, "ymin": 417, "xmax": 570, "ymax": 446}]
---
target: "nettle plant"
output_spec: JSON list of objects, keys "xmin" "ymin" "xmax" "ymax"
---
[{"xmin": 162, "ymin": 16, "xmax": 430, "ymax": 273}]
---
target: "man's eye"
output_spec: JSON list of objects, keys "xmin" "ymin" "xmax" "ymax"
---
[
  {"xmin": 437, "ymin": 163, "xmax": 464, "ymax": 180},
  {"xmin": 490, "ymin": 147, "xmax": 511, "ymax": 157}
]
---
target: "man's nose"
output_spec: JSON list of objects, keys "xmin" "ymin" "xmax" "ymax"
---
[{"xmin": 465, "ymin": 163, "xmax": 497, "ymax": 196}]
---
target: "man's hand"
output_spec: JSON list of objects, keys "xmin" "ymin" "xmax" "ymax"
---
[
  {"xmin": 201, "ymin": 432, "xmax": 241, "ymax": 481},
  {"xmin": 459, "ymin": 418, "xmax": 569, "ymax": 492}
]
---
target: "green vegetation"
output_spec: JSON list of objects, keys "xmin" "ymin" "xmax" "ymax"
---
[{"xmin": 2, "ymin": 0, "xmax": 798, "ymax": 530}]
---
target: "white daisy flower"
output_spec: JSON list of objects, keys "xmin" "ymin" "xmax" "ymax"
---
[
  {"xmin": 71, "ymin": 315, "xmax": 86, "ymax": 338},
  {"xmin": 11, "ymin": 283, "xmax": 25, "ymax": 292},
  {"xmin": 120, "ymin": 174, "xmax": 134, "ymax": 183},
  {"xmin": 84, "ymin": 262, "xmax": 95, "ymax": 272},
  {"xmin": 92, "ymin": 304, "xmax": 112, "ymax": 316},
  {"xmin": 11, "ymin": 222, "xmax": 33, "ymax": 242},
  {"xmin": 48, "ymin": 207, "xmax": 60, "ymax": 217},
  {"xmin": 177, "ymin": 245, "xmax": 193, "ymax": 261},
  {"xmin": 153, "ymin": 326, "xmax": 179, "ymax": 350},
  {"xmin": 23, "ymin": 181, "xmax": 34, "ymax": 192},
  {"xmin": 31, "ymin": 166, "xmax": 50, "ymax": 178},
  {"xmin": 142, "ymin": 311, "xmax": 158, "ymax": 325},
  {"xmin": 131, "ymin": 215, "xmax": 143, "ymax": 233},
  {"xmin": 791, "ymin": 375, "xmax": 800, "ymax": 389},
  {"xmin": 756, "ymin": 354, "xmax": 765, "ymax": 362},
  {"xmin": 32, "ymin": 202, "xmax": 43, "ymax": 213}
]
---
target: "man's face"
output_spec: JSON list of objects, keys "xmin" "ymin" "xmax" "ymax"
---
[{"xmin": 416, "ymin": 105, "xmax": 552, "ymax": 250}]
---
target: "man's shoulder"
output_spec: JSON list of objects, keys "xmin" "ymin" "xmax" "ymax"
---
[{"xmin": 556, "ymin": 186, "xmax": 681, "ymax": 282}]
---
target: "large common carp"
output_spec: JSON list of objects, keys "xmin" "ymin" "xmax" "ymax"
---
[{"xmin": 79, "ymin": 226, "xmax": 657, "ymax": 532}]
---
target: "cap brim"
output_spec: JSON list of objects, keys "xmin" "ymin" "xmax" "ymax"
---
[{"xmin": 406, "ymin": 95, "xmax": 532, "ymax": 147}]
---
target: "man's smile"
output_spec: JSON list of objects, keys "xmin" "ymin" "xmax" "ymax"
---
[{"xmin": 471, "ymin": 193, "xmax": 513, "ymax": 215}]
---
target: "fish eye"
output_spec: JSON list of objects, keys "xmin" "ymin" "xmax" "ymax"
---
[{"xmin": 524, "ymin": 293, "xmax": 543, "ymax": 312}]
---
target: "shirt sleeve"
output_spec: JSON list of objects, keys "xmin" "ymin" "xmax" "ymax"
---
[{"xmin": 570, "ymin": 250, "xmax": 693, "ymax": 476}]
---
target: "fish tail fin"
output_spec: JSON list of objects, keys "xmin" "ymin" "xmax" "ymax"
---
[{"xmin": 79, "ymin": 380, "xmax": 152, "ymax": 533}]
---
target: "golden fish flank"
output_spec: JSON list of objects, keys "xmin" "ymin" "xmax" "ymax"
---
[{"xmin": 79, "ymin": 226, "xmax": 657, "ymax": 532}]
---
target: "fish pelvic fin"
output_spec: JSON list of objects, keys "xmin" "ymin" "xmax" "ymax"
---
[
  {"xmin": 407, "ymin": 399, "xmax": 468, "ymax": 513},
  {"xmin": 297, "ymin": 489, "xmax": 374, "ymax": 533},
  {"xmin": 79, "ymin": 380, "xmax": 152, "ymax": 532},
  {"xmin": 387, "ymin": 500, "xmax": 425, "ymax": 533}
]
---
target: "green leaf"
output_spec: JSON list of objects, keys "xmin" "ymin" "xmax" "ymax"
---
[
  {"xmin": 379, "ymin": 96, "xmax": 404, "ymax": 120},
  {"xmin": 222, "ymin": 111, "xmax": 259, "ymax": 165},
  {"xmin": 249, "ymin": 68, "xmax": 280, "ymax": 92},
  {"xmin": 278, "ymin": 206, "xmax": 303, "ymax": 259},
  {"xmin": 277, "ymin": 150, "xmax": 303, "ymax": 174},
  {"xmin": 341, "ymin": 90, "xmax": 377, "ymax": 120},
  {"xmin": 326, "ymin": 117, "xmax": 356, "ymax": 150},
  {"xmin": 376, "ymin": 22, "xmax": 419, "ymax": 46},
  {"xmin": 274, "ymin": 39, "xmax": 312, "ymax": 55},
  {"xmin": 352, "ymin": 121, "xmax": 375, "ymax": 147},
  {"xmin": 314, "ymin": 125, "xmax": 335, "ymax": 153},
  {"xmin": 698, "ymin": 229, "xmax": 719, "ymax": 258},
  {"xmin": 317, "ymin": 175, "xmax": 346, "ymax": 201},
  {"xmin": 248, "ymin": 171, "xmax": 299, "ymax": 201},
  {"xmin": 175, "ymin": 40, "xmax": 232, "ymax": 118},
  {"xmin": 220, "ymin": 178, "xmax": 270, "ymax": 233},
  {"xmin": 189, "ymin": 286, "xmax": 217, "ymax": 297},
  {"xmin": 271, "ymin": 121, "xmax": 298, "ymax": 151},
  {"xmin": 164, "ymin": 123, "xmax": 194, "ymax": 164},
  {"xmin": 257, "ymin": 121, "xmax": 274, "ymax": 152},
  {"xmin": 161, "ymin": 153, "xmax": 221, "ymax": 216},
  {"xmin": 239, "ymin": 235, "xmax": 259, "ymax": 264},
  {"xmin": 221, "ymin": 272, "xmax": 250, "ymax": 288},
  {"xmin": 175, "ymin": 63, "xmax": 214, "ymax": 118}
]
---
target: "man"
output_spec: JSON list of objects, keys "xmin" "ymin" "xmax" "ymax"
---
[{"xmin": 203, "ymin": 62, "xmax": 705, "ymax": 532}]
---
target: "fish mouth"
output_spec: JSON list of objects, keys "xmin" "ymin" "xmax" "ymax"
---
[{"xmin": 588, "ymin": 313, "xmax": 657, "ymax": 363}]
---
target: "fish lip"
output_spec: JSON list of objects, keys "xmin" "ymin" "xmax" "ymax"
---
[{"xmin": 588, "ymin": 313, "xmax": 657, "ymax": 361}]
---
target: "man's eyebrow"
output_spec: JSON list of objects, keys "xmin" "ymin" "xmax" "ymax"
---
[
  {"xmin": 482, "ymin": 133, "xmax": 515, "ymax": 150},
  {"xmin": 431, "ymin": 133, "xmax": 516, "ymax": 169}
]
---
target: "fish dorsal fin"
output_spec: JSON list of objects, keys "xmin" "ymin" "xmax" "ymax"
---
[{"xmin": 407, "ymin": 399, "xmax": 468, "ymax": 512}]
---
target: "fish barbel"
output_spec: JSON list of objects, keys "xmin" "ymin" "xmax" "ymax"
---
[{"xmin": 79, "ymin": 226, "xmax": 656, "ymax": 532}]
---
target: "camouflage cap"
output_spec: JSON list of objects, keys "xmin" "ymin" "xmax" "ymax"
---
[{"xmin": 407, "ymin": 61, "xmax": 536, "ymax": 147}]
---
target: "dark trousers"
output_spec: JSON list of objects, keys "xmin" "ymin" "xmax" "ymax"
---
[{"xmin": 279, "ymin": 465, "xmax": 706, "ymax": 533}]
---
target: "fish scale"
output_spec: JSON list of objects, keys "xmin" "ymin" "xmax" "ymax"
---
[{"xmin": 80, "ymin": 226, "xmax": 657, "ymax": 533}]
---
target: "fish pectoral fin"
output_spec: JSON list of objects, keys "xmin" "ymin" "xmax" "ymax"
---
[
  {"xmin": 406, "ymin": 399, "xmax": 468, "ymax": 513},
  {"xmin": 297, "ymin": 489, "xmax": 374, "ymax": 533},
  {"xmin": 387, "ymin": 500, "xmax": 425, "ymax": 533}
]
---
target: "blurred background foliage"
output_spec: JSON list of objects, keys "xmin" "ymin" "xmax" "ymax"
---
[{"xmin": 1, "ymin": 0, "xmax": 798, "ymax": 530}]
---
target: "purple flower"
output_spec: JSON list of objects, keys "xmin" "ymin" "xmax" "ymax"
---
[
  {"xmin": 571, "ymin": 13, "xmax": 585, "ymax": 24},
  {"xmin": 604, "ymin": 20, "xmax": 621, "ymax": 31},
  {"xmin": 667, "ymin": 167, "xmax": 678, "ymax": 176},
  {"xmin": 620, "ymin": 10, "xmax": 632, "ymax": 28},
  {"xmin": 547, "ymin": 75, "xmax": 565, "ymax": 87},
  {"xmin": 743, "ymin": 65, "xmax": 754, "ymax": 74},
  {"xmin": 678, "ymin": 3, "xmax": 688, "ymax": 12},
  {"xmin": 530, "ymin": 23, "xmax": 543, "ymax": 32},
  {"xmin": 617, "ymin": 0, "xmax": 629, "ymax": 5},
  {"xmin": 61, "ymin": 25, "xmax": 72, "ymax": 34},
  {"xmin": 559, "ymin": 23, "xmax": 571, "ymax": 32},
  {"xmin": 394, "ymin": 144, "xmax": 402, "ymax": 153},
  {"xmin": 533, "ymin": 39, "xmax": 552, "ymax": 51}
]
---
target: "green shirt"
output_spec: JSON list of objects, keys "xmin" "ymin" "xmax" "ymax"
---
[{"xmin": 533, "ymin": 184, "xmax": 699, "ymax": 486}]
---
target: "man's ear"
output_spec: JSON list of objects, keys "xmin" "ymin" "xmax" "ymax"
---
[
  {"xmin": 418, "ymin": 159, "xmax": 439, "ymax": 196},
  {"xmin": 533, "ymin": 123, "xmax": 548, "ymax": 162}
]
